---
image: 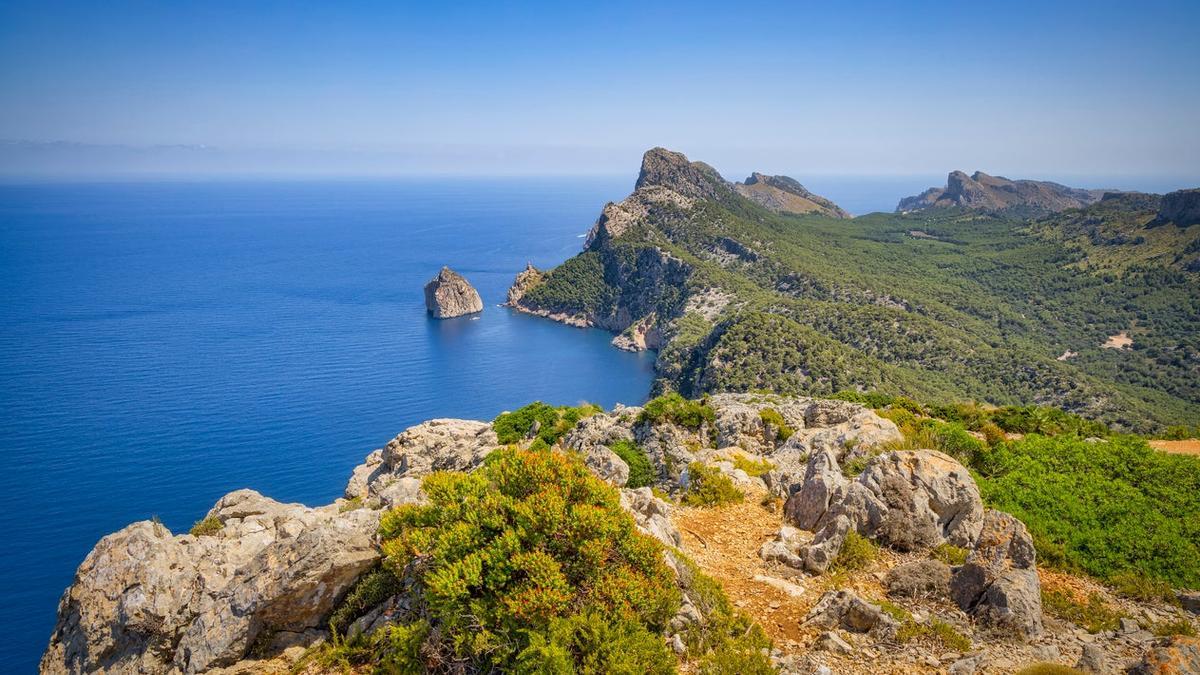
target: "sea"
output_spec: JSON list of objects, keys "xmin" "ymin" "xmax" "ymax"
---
[{"xmin": 0, "ymin": 178, "xmax": 658, "ymax": 671}]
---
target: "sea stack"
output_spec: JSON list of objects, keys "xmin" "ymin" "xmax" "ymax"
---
[{"xmin": 424, "ymin": 266, "xmax": 483, "ymax": 318}]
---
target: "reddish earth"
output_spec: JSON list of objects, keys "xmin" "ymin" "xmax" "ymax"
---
[{"xmin": 1149, "ymin": 439, "xmax": 1200, "ymax": 457}]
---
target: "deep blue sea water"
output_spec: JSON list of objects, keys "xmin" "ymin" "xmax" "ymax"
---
[{"xmin": 0, "ymin": 179, "xmax": 657, "ymax": 672}]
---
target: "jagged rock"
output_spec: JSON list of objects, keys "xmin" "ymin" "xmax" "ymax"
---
[
  {"xmin": 735, "ymin": 173, "xmax": 851, "ymax": 218},
  {"xmin": 635, "ymin": 147, "xmax": 731, "ymax": 202},
  {"xmin": 897, "ymin": 170, "xmax": 1108, "ymax": 214},
  {"xmin": 635, "ymin": 419, "xmax": 705, "ymax": 484},
  {"xmin": 1179, "ymin": 591, "xmax": 1200, "ymax": 615},
  {"xmin": 948, "ymin": 655, "xmax": 985, "ymax": 674},
  {"xmin": 785, "ymin": 449, "xmax": 984, "ymax": 573},
  {"xmin": 804, "ymin": 589, "xmax": 899, "ymax": 637},
  {"xmin": 1076, "ymin": 643, "xmax": 1107, "ymax": 673},
  {"xmin": 886, "ymin": 559, "xmax": 952, "ymax": 599},
  {"xmin": 950, "ymin": 509, "xmax": 1043, "ymax": 639},
  {"xmin": 611, "ymin": 313, "xmax": 663, "ymax": 352},
  {"xmin": 620, "ymin": 487, "xmax": 681, "ymax": 548},
  {"xmin": 562, "ymin": 407, "xmax": 637, "ymax": 455},
  {"xmin": 584, "ymin": 446, "xmax": 630, "ymax": 486},
  {"xmin": 784, "ymin": 406, "xmax": 903, "ymax": 466},
  {"xmin": 1156, "ymin": 188, "xmax": 1200, "ymax": 227},
  {"xmin": 759, "ymin": 525, "xmax": 808, "ymax": 569},
  {"xmin": 423, "ymin": 266, "xmax": 483, "ymax": 318},
  {"xmin": 505, "ymin": 262, "xmax": 543, "ymax": 306},
  {"xmin": 345, "ymin": 418, "xmax": 497, "ymax": 502},
  {"xmin": 41, "ymin": 491, "xmax": 380, "ymax": 674},
  {"xmin": 1129, "ymin": 636, "xmax": 1200, "ymax": 674}
]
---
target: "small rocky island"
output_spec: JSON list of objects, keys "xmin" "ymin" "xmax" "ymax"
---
[{"xmin": 423, "ymin": 266, "xmax": 483, "ymax": 318}]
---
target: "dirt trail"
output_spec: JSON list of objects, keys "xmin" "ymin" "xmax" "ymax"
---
[{"xmin": 1149, "ymin": 439, "xmax": 1200, "ymax": 457}]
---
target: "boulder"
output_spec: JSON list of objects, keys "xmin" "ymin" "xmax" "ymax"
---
[
  {"xmin": 1075, "ymin": 643, "xmax": 1107, "ymax": 673},
  {"xmin": 886, "ymin": 559, "xmax": 952, "ymax": 599},
  {"xmin": 620, "ymin": 487, "xmax": 681, "ymax": 548},
  {"xmin": 345, "ymin": 418, "xmax": 497, "ymax": 502},
  {"xmin": 41, "ymin": 491, "xmax": 380, "ymax": 674},
  {"xmin": 784, "ymin": 449, "xmax": 984, "ymax": 573},
  {"xmin": 584, "ymin": 446, "xmax": 630, "ymax": 486},
  {"xmin": 423, "ymin": 266, "xmax": 483, "ymax": 318},
  {"xmin": 803, "ymin": 589, "xmax": 899, "ymax": 637},
  {"xmin": 950, "ymin": 509, "xmax": 1043, "ymax": 639}
]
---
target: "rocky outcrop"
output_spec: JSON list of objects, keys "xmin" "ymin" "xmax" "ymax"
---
[
  {"xmin": 950, "ymin": 509, "xmax": 1043, "ymax": 639},
  {"xmin": 505, "ymin": 262, "xmax": 543, "ymax": 306},
  {"xmin": 897, "ymin": 171, "xmax": 1109, "ymax": 214},
  {"xmin": 1129, "ymin": 636, "xmax": 1200, "ymax": 674},
  {"xmin": 423, "ymin": 266, "xmax": 483, "ymax": 318},
  {"xmin": 735, "ymin": 173, "xmax": 851, "ymax": 218},
  {"xmin": 1155, "ymin": 188, "xmax": 1200, "ymax": 227},
  {"xmin": 635, "ymin": 147, "xmax": 731, "ymax": 202},
  {"xmin": 803, "ymin": 589, "xmax": 899, "ymax": 637},
  {"xmin": 344, "ymin": 418, "xmax": 497, "ymax": 504},
  {"xmin": 782, "ymin": 449, "xmax": 984, "ymax": 573},
  {"xmin": 885, "ymin": 559, "xmax": 952, "ymax": 599},
  {"xmin": 41, "ymin": 491, "xmax": 379, "ymax": 674}
]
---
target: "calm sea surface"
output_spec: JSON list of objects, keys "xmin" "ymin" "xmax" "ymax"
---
[{"xmin": 0, "ymin": 179, "xmax": 657, "ymax": 671}]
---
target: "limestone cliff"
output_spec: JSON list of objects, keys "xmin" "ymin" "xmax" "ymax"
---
[
  {"xmin": 735, "ymin": 172, "xmax": 851, "ymax": 218},
  {"xmin": 423, "ymin": 266, "xmax": 483, "ymax": 318},
  {"xmin": 897, "ymin": 170, "xmax": 1110, "ymax": 214}
]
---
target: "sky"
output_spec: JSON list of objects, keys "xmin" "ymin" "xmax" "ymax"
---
[{"xmin": 1, "ymin": 0, "xmax": 1198, "ymax": 180}]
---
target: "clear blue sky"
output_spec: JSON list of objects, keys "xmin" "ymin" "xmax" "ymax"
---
[{"xmin": 1, "ymin": 0, "xmax": 1198, "ymax": 178}]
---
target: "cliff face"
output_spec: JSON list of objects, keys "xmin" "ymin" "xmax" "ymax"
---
[
  {"xmin": 424, "ymin": 266, "xmax": 483, "ymax": 318},
  {"xmin": 1158, "ymin": 187, "xmax": 1200, "ymax": 227},
  {"xmin": 897, "ymin": 170, "xmax": 1109, "ymax": 214}
]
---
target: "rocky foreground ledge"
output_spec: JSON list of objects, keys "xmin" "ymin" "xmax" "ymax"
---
[{"xmin": 41, "ymin": 394, "xmax": 1197, "ymax": 674}]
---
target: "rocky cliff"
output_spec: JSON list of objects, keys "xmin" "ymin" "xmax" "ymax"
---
[
  {"xmin": 423, "ymin": 266, "xmax": 483, "ymax": 318},
  {"xmin": 896, "ymin": 170, "xmax": 1110, "ymax": 214}
]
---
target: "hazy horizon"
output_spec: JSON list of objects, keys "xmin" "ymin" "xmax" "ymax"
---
[{"xmin": 2, "ymin": 1, "xmax": 1199, "ymax": 181}]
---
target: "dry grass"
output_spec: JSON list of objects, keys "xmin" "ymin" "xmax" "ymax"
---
[{"xmin": 1149, "ymin": 439, "xmax": 1200, "ymax": 457}]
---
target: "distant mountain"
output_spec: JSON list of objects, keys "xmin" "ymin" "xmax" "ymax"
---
[
  {"xmin": 1031, "ymin": 188, "xmax": 1200, "ymax": 275},
  {"xmin": 734, "ymin": 172, "xmax": 851, "ymax": 218},
  {"xmin": 897, "ymin": 170, "xmax": 1110, "ymax": 215}
]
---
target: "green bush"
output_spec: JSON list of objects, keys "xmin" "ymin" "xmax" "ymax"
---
[
  {"xmin": 1014, "ymin": 664, "xmax": 1084, "ymax": 675},
  {"xmin": 189, "ymin": 516, "xmax": 222, "ymax": 537},
  {"xmin": 609, "ymin": 439, "xmax": 655, "ymax": 488},
  {"xmin": 369, "ymin": 446, "xmax": 681, "ymax": 673},
  {"xmin": 1150, "ymin": 618, "xmax": 1197, "ymax": 637},
  {"xmin": 758, "ymin": 408, "xmax": 794, "ymax": 441},
  {"xmin": 1110, "ymin": 572, "xmax": 1179, "ymax": 604},
  {"xmin": 328, "ymin": 567, "xmax": 403, "ymax": 635},
  {"xmin": 830, "ymin": 531, "xmax": 877, "ymax": 571},
  {"xmin": 976, "ymin": 435, "xmax": 1200, "ymax": 587},
  {"xmin": 681, "ymin": 462, "xmax": 743, "ymax": 507},
  {"xmin": 731, "ymin": 455, "xmax": 774, "ymax": 478},
  {"xmin": 493, "ymin": 401, "xmax": 602, "ymax": 446},
  {"xmin": 638, "ymin": 392, "xmax": 715, "ymax": 432},
  {"xmin": 520, "ymin": 251, "xmax": 616, "ymax": 315},
  {"xmin": 894, "ymin": 618, "xmax": 971, "ymax": 651},
  {"xmin": 1041, "ymin": 589, "xmax": 1124, "ymax": 633}
]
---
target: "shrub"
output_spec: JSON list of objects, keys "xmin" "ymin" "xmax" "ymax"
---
[
  {"xmin": 328, "ymin": 566, "xmax": 403, "ymax": 635},
  {"xmin": 931, "ymin": 543, "xmax": 968, "ymax": 566},
  {"xmin": 338, "ymin": 496, "xmax": 363, "ymax": 513},
  {"xmin": 1041, "ymin": 589, "xmax": 1124, "ymax": 633},
  {"xmin": 731, "ymin": 454, "xmax": 774, "ymax": 477},
  {"xmin": 1150, "ymin": 618, "xmax": 1197, "ymax": 637},
  {"xmin": 189, "ymin": 516, "xmax": 222, "ymax": 537},
  {"xmin": 758, "ymin": 408, "xmax": 794, "ymax": 442},
  {"xmin": 895, "ymin": 618, "xmax": 970, "ymax": 651},
  {"xmin": 841, "ymin": 454, "xmax": 873, "ymax": 477},
  {"xmin": 639, "ymin": 392, "xmax": 715, "ymax": 432},
  {"xmin": 609, "ymin": 439, "xmax": 655, "ymax": 488},
  {"xmin": 830, "ymin": 531, "xmax": 876, "ymax": 571},
  {"xmin": 976, "ymin": 435, "xmax": 1200, "ymax": 587},
  {"xmin": 1110, "ymin": 572, "xmax": 1179, "ymax": 604},
  {"xmin": 372, "ymin": 446, "xmax": 681, "ymax": 672},
  {"xmin": 681, "ymin": 462, "xmax": 744, "ymax": 507},
  {"xmin": 493, "ymin": 401, "xmax": 602, "ymax": 446}
]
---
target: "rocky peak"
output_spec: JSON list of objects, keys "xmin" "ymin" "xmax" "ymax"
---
[
  {"xmin": 737, "ymin": 172, "xmax": 851, "ymax": 218},
  {"xmin": 898, "ymin": 170, "xmax": 1109, "ymax": 214},
  {"xmin": 424, "ymin": 266, "xmax": 483, "ymax": 318},
  {"xmin": 635, "ymin": 147, "xmax": 731, "ymax": 201},
  {"xmin": 1156, "ymin": 187, "xmax": 1200, "ymax": 227}
]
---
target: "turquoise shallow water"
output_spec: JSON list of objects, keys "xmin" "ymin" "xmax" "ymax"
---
[{"xmin": 0, "ymin": 178, "xmax": 657, "ymax": 671}]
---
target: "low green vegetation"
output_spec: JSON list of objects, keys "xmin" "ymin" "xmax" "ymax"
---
[
  {"xmin": 493, "ymin": 401, "xmax": 602, "ymax": 446},
  {"xmin": 930, "ymin": 543, "xmax": 968, "ymax": 566},
  {"xmin": 975, "ymin": 435, "xmax": 1200, "ymax": 587},
  {"xmin": 519, "ymin": 251, "xmax": 616, "ymax": 315},
  {"xmin": 758, "ymin": 408, "xmax": 794, "ymax": 441},
  {"xmin": 609, "ymin": 439, "xmax": 655, "ymax": 488},
  {"xmin": 1109, "ymin": 572, "xmax": 1179, "ymax": 604},
  {"xmin": 895, "ymin": 617, "xmax": 971, "ymax": 652},
  {"xmin": 1041, "ymin": 589, "xmax": 1124, "ymax": 633},
  {"xmin": 328, "ymin": 567, "xmax": 403, "ymax": 635},
  {"xmin": 1159, "ymin": 425, "xmax": 1200, "ymax": 440},
  {"xmin": 1150, "ymin": 618, "xmax": 1197, "ymax": 637},
  {"xmin": 730, "ymin": 454, "xmax": 773, "ymax": 477},
  {"xmin": 681, "ymin": 462, "xmax": 743, "ymax": 507},
  {"xmin": 1014, "ymin": 664, "xmax": 1084, "ymax": 675},
  {"xmin": 338, "ymin": 496, "xmax": 364, "ymax": 513},
  {"xmin": 830, "ymin": 531, "xmax": 876, "ymax": 572},
  {"xmin": 638, "ymin": 392, "xmax": 715, "ymax": 432},
  {"xmin": 189, "ymin": 516, "xmax": 222, "ymax": 537}
]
